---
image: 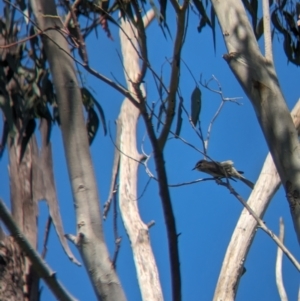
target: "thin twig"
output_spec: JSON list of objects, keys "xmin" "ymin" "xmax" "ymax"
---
[
  {"xmin": 158, "ymin": 0, "xmax": 189, "ymax": 150},
  {"xmin": 3, "ymin": 0, "xmax": 140, "ymax": 108},
  {"xmin": 0, "ymin": 31, "xmax": 41, "ymax": 49},
  {"xmin": 168, "ymin": 177, "xmax": 217, "ymax": 187},
  {"xmin": 64, "ymin": 0, "xmax": 82, "ymax": 28},
  {"xmin": 262, "ymin": 0, "xmax": 273, "ymax": 62},
  {"xmin": 218, "ymin": 183, "xmax": 300, "ymax": 271},
  {"xmin": 41, "ymin": 216, "xmax": 52, "ymax": 259},
  {"xmin": 276, "ymin": 217, "xmax": 288, "ymax": 301},
  {"xmin": 104, "ymin": 122, "xmax": 122, "ymax": 219},
  {"xmin": 64, "ymin": 0, "xmax": 89, "ymax": 64},
  {"xmin": 137, "ymin": 178, "xmax": 152, "ymax": 199},
  {"xmin": 111, "ymin": 193, "xmax": 121, "ymax": 269},
  {"xmin": 131, "ymin": 0, "xmax": 148, "ymax": 83},
  {"xmin": 200, "ymin": 75, "xmax": 242, "ymax": 151}
]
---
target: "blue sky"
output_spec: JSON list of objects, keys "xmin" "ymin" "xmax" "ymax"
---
[{"xmin": 0, "ymin": 3, "xmax": 299, "ymax": 301}]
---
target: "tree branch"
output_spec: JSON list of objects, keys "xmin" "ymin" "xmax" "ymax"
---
[
  {"xmin": 158, "ymin": 0, "xmax": 189, "ymax": 150},
  {"xmin": 276, "ymin": 218, "xmax": 288, "ymax": 301},
  {"xmin": 220, "ymin": 183, "xmax": 300, "ymax": 271},
  {"xmin": 139, "ymin": 101, "xmax": 182, "ymax": 301},
  {"xmin": 262, "ymin": 0, "xmax": 273, "ymax": 62},
  {"xmin": 29, "ymin": 0, "xmax": 126, "ymax": 299},
  {"xmin": 212, "ymin": 0, "xmax": 300, "ymax": 243},
  {"xmin": 213, "ymin": 98, "xmax": 300, "ymax": 300},
  {"xmin": 118, "ymin": 14, "xmax": 164, "ymax": 301}
]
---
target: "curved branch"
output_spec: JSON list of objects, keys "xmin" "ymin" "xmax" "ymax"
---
[
  {"xmin": 158, "ymin": 0, "xmax": 189, "ymax": 150},
  {"xmin": 211, "ymin": 0, "xmax": 300, "ymax": 243},
  {"xmin": 213, "ymin": 98, "xmax": 300, "ymax": 300},
  {"xmin": 118, "ymin": 13, "xmax": 164, "ymax": 301}
]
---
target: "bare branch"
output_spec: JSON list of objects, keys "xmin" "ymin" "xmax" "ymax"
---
[
  {"xmin": 41, "ymin": 216, "xmax": 52, "ymax": 259},
  {"xmin": 64, "ymin": 0, "xmax": 82, "ymax": 28},
  {"xmin": 218, "ymin": 184, "xmax": 300, "ymax": 271},
  {"xmin": 111, "ymin": 194, "xmax": 121, "ymax": 269},
  {"xmin": 131, "ymin": 0, "xmax": 148, "ymax": 83},
  {"xmin": 158, "ymin": 0, "xmax": 189, "ymax": 150},
  {"xmin": 212, "ymin": 0, "xmax": 300, "ymax": 243},
  {"xmin": 64, "ymin": 0, "xmax": 89, "ymax": 64},
  {"xmin": 118, "ymin": 15, "xmax": 164, "ymax": 301},
  {"xmin": 104, "ymin": 122, "xmax": 122, "ymax": 219},
  {"xmin": 276, "ymin": 218, "xmax": 288, "ymax": 301},
  {"xmin": 262, "ymin": 0, "xmax": 273, "ymax": 62},
  {"xmin": 213, "ymin": 97, "xmax": 300, "ymax": 301},
  {"xmin": 140, "ymin": 102, "xmax": 182, "ymax": 301},
  {"xmin": 199, "ymin": 75, "xmax": 242, "ymax": 151}
]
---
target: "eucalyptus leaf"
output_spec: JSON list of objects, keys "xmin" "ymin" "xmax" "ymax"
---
[
  {"xmin": 159, "ymin": 0, "xmax": 167, "ymax": 25},
  {"xmin": 20, "ymin": 119, "xmax": 36, "ymax": 163},
  {"xmin": 87, "ymin": 107, "xmax": 99, "ymax": 145},
  {"xmin": 157, "ymin": 98, "xmax": 167, "ymax": 132},
  {"xmin": 81, "ymin": 87, "xmax": 107, "ymax": 136},
  {"xmin": 271, "ymin": 10, "xmax": 285, "ymax": 33},
  {"xmin": 191, "ymin": 86, "xmax": 201, "ymax": 126},
  {"xmin": 0, "ymin": 120, "xmax": 8, "ymax": 158},
  {"xmin": 255, "ymin": 17, "xmax": 264, "ymax": 40},
  {"xmin": 210, "ymin": 5, "xmax": 216, "ymax": 53},
  {"xmin": 149, "ymin": 0, "xmax": 162, "ymax": 23},
  {"xmin": 175, "ymin": 97, "xmax": 183, "ymax": 137}
]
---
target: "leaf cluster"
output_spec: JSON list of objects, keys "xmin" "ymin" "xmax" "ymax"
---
[
  {"xmin": 0, "ymin": 3, "xmax": 108, "ymax": 161},
  {"xmin": 270, "ymin": 0, "xmax": 300, "ymax": 65}
]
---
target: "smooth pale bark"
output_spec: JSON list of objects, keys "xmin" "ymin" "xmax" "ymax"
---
[
  {"xmin": 118, "ymin": 13, "xmax": 163, "ymax": 301},
  {"xmin": 38, "ymin": 120, "xmax": 80, "ymax": 265},
  {"xmin": 29, "ymin": 1, "xmax": 126, "ymax": 300},
  {"xmin": 211, "ymin": 0, "xmax": 300, "ymax": 243},
  {"xmin": 213, "ymin": 100, "xmax": 300, "ymax": 301},
  {"xmin": 276, "ymin": 218, "xmax": 288, "ymax": 301}
]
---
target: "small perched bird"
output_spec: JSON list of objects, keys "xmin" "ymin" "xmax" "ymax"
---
[{"xmin": 193, "ymin": 159, "xmax": 254, "ymax": 189}]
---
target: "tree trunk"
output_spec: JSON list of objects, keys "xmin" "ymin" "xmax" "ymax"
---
[
  {"xmin": 29, "ymin": 1, "xmax": 126, "ymax": 300},
  {"xmin": 211, "ymin": 0, "xmax": 300, "ymax": 244}
]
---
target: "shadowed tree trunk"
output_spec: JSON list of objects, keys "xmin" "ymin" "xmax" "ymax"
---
[{"xmin": 29, "ymin": 0, "xmax": 127, "ymax": 300}]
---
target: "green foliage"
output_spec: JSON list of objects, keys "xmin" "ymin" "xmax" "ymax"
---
[
  {"xmin": 0, "ymin": 2, "xmax": 111, "ymax": 160},
  {"xmin": 81, "ymin": 87, "xmax": 107, "ymax": 144},
  {"xmin": 2, "ymin": 0, "xmax": 298, "ymax": 161},
  {"xmin": 86, "ymin": 107, "xmax": 100, "ymax": 145},
  {"xmin": 270, "ymin": 1, "xmax": 300, "ymax": 65}
]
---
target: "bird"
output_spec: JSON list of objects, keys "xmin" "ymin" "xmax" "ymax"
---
[{"xmin": 193, "ymin": 159, "xmax": 254, "ymax": 189}]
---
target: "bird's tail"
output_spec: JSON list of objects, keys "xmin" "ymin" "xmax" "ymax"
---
[{"xmin": 240, "ymin": 177, "xmax": 254, "ymax": 189}]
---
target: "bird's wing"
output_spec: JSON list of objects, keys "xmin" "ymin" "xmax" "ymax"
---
[{"xmin": 220, "ymin": 160, "xmax": 234, "ymax": 167}]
